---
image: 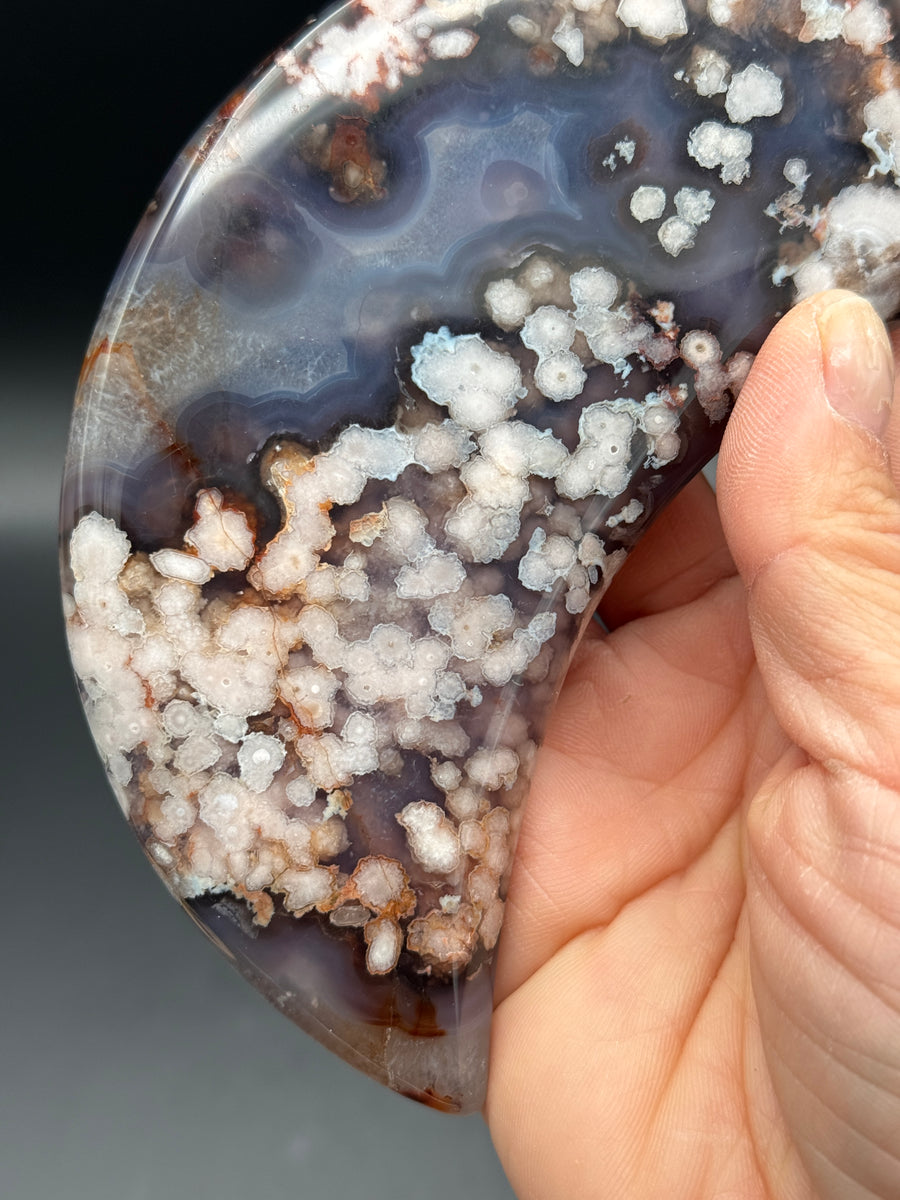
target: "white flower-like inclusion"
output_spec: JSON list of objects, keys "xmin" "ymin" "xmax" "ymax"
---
[
  {"xmin": 688, "ymin": 120, "xmax": 753, "ymax": 184},
  {"xmin": 556, "ymin": 403, "xmax": 637, "ymax": 500},
  {"xmin": 521, "ymin": 305, "xmax": 577, "ymax": 355},
  {"xmin": 238, "ymin": 732, "xmax": 287, "ymax": 793},
  {"xmin": 682, "ymin": 45, "xmax": 731, "ymax": 97},
  {"xmin": 484, "ymin": 278, "xmax": 532, "ymax": 329},
  {"xmin": 616, "ymin": 0, "xmax": 687, "ymax": 42},
  {"xmin": 479, "ymin": 421, "xmax": 567, "ymax": 480},
  {"xmin": 64, "ymin": 230, "xmax": 779, "ymax": 973},
  {"xmin": 519, "ymin": 529, "xmax": 578, "ymax": 591},
  {"xmin": 791, "ymin": 183, "xmax": 900, "ymax": 316},
  {"xmin": 534, "ymin": 352, "xmax": 587, "ymax": 402},
  {"xmin": 63, "ymin": 0, "xmax": 900, "ymax": 995},
  {"xmin": 428, "ymin": 594, "xmax": 514, "ymax": 660},
  {"xmin": 630, "ymin": 185, "xmax": 667, "ymax": 222},
  {"xmin": 351, "ymin": 856, "xmax": 413, "ymax": 912},
  {"xmin": 411, "ymin": 328, "xmax": 524, "ymax": 431},
  {"xmin": 184, "ymin": 488, "xmax": 255, "ymax": 572},
  {"xmin": 365, "ymin": 919, "xmax": 404, "ymax": 975},
  {"xmin": 70, "ymin": 512, "xmax": 144, "ymax": 638},
  {"xmin": 724, "ymin": 63, "xmax": 783, "ymax": 124},
  {"xmin": 631, "ymin": 186, "xmax": 716, "ymax": 258},
  {"xmin": 397, "ymin": 801, "xmax": 461, "ymax": 874}
]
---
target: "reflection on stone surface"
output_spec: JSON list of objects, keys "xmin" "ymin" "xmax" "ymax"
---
[{"xmin": 61, "ymin": 0, "xmax": 900, "ymax": 1113}]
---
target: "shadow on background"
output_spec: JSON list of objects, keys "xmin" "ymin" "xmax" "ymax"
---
[{"xmin": 2, "ymin": 3, "xmax": 515, "ymax": 1196}]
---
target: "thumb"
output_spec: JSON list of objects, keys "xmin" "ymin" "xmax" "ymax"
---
[
  {"xmin": 718, "ymin": 292, "xmax": 900, "ymax": 1200},
  {"xmin": 719, "ymin": 290, "xmax": 900, "ymax": 780}
]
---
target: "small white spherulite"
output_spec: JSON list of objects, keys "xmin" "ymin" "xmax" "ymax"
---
[
  {"xmin": 863, "ymin": 90, "xmax": 900, "ymax": 182},
  {"xmin": 688, "ymin": 121, "xmax": 753, "ymax": 184},
  {"xmin": 551, "ymin": 16, "xmax": 584, "ymax": 66},
  {"xmin": 484, "ymin": 278, "xmax": 531, "ymax": 328},
  {"xmin": 479, "ymin": 422, "xmax": 568, "ymax": 479},
  {"xmin": 460, "ymin": 455, "xmax": 531, "ymax": 509},
  {"xmin": 213, "ymin": 712, "xmax": 248, "ymax": 744},
  {"xmin": 680, "ymin": 328, "xmax": 721, "ymax": 368},
  {"xmin": 161, "ymin": 698, "xmax": 200, "ymax": 739},
  {"xmin": 413, "ymin": 419, "xmax": 475, "ymax": 473},
  {"xmin": 411, "ymin": 328, "xmax": 522, "ymax": 431},
  {"xmin": 724, "ymin": 63, "xmax": 783, "ymax": 124},
  {"xmin": 630, "ymin": 185, "xmax": 667, "ymax": 223},
  {"xmin": 431, "ymin": 760, "xmax": 463, "ymax": 793},
  {"xmin": 534, "ymin": 351, "xmax": 587, "ymax": 402},
  {"xmin": 569, "ymin": 266, "xmax": 619, "ymax": 310},
  {"xmin": 707, "ymin": 0, "xmax": 736, "ymax": 27},
  {"xmin": 556, "ymin": 403, "xmax": 637, "ymax": 499},
  {"xmin": 286, "ymin": 775, "xmax": 316, "ymax": 808},
  {"xmin": 466, "ymin": 746, "xmax": 520, "ymax": 792},
  {"xmin": 674, "ymin": 187, "xmax": 715, "ymax": 226},
  {"xmin": 173, "ymin": 731, "xmax": 221, "ymax": 775},
  {"xmin": 278, "ymin": 867, "xmax": 335, "ymax": 916},
  {"xmin": 783, "ymin": 157, "xmax": 810, "ymax": 187},
  {"xmin": 507, "ymin": 14, "xmax": 541, "ymax": 42},
  {"xmin": 616, "ymin": 0, "xmax": 688, "ymax": 42},
  {"xmin": 518, "ymin": 528, "xmax": 578, "ymax": 591},
  {"xmin": 198, "ymin": 775, "xmax": 255, "ymax": 854},
  {"xmin": 69, "ymin": 513, "xmax": 145, "ymax": 638},
  {"xmin": 396, "ymin": 801, "xmax": 461, "ymax": 874},
  {"xmin": 352, "ymin": 856, "xmax": 410, "ymax": 911},
  {"xmin": 149, "ymin": 548, "xmax": 213, "ymax": 585},
  {"xmin": 687, "ymin": 45, "xmax": 731, "ymax": 96},
  {"xmin": 792, "ymin": 183, "xmax": 900, "ymax": 317},
  {"xmin": 184, "ymin": 488, "xmax": 255, "ymax": 572},
  {"xmin": 395, "ymin": 550, "xmax": 466, "ymax": 599},
  {"xmin": 521, "ymin": 305, "xmax": 577, "ymax": 355},
  {"xmin": 238, "ymin": 732, "xmax": 287, "ymax": 793},
  {"xmin": 798, "ymin": 0, "xmax": 847, "ymax": 43},
  {"xmin": 606, "ymin": 498, "xmax": 645, "ymax": 528},
  {"xmin": 428, "ymin": 28, "xmax": 478, "ymax": 59},
  {"xmin": 365, "ymin": 919, "xmax": 403, "ymax": 974},
  {"xmin": 658, "ymin": 215, "xmax": 697, "ymax": 257},
  {"xmin": 842, "ymin": 0, "xmax": 892, "ymax": 55}
]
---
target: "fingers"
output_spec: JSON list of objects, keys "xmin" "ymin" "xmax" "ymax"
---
[
  {"xmin": 718, "ymin": 290, "xmax": 900, "ymax": 785},
  {"xmin": 718, "ymin": 292, "xmax": 900, "ymax": 1200},
  {"xmin": 599, "ymin": 472, "xmax": 736, "ymax": 630}
]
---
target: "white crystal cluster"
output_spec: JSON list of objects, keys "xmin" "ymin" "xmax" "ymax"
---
[
  {"xmin": 65, "ymin": 239, "xmax": 757, "ymax": 977},
  {"xmin": 630, "ymin": 184, "xmax": 716, "ymax": 257},
  {"xmin": 66, "ymin": 0, "xmax": 900, "ymax": 987},
  {"xmin": 499, "ymin": 0, "xmax": 896, "ymax": 294}
]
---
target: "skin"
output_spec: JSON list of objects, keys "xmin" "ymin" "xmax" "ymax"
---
[{"xmin": 485, "ymin": 291, "xmax": 900, "ymax": 1200}]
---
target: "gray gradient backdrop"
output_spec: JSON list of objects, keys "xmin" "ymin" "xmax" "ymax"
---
[{"xmin": 2, "ymin": 3, "xmax": 517, "ymax": 1195}]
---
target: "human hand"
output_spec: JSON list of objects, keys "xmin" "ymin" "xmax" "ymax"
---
[{"xmin": 485, "ymin": 291, "xmax": 900, "ymax": 1200}]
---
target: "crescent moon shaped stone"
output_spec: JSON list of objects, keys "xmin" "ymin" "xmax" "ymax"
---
[{"xmin": 61, "ymin": 0, "xmax": 900, "ymax": 1113}]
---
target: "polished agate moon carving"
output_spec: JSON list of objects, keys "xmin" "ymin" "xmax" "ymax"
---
[{"xmin": 62, "ymin": 0, "xmax": 900, "ymax": 1113}]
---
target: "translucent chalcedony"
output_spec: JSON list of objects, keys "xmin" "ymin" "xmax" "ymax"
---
[{"xmin": 61, "ymin": 0, "xmax": 900, "ymax": 1112}]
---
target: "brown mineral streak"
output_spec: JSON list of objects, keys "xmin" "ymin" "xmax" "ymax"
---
[
  {"xmin": 367, "ymin": 991, "xmax": 446, "ymax": 1039},
  {"xmin": 399, "ymin": 1088, "xmax": 460, "ymax": 1114},
  {"xmin": 77, "ymin": 337, "xmax": 181, "ymax": 454},
  {"xmin": 233, "ymin": 884, "xmax": 276, "ymax": 925},
  {"xmin": 279, "ymin": 697, "xmax": 323, "ymax": 739},
  {"xmin": 192, "ymin": 87, "xmax": 248, "ymax": 165},
  {"xmin": 77, "ymin": 336, "xmax": 112, "ymax": 390},
  {"xmin": 342, "ymin": 855, "xmax": 417, "ymax": 920},
  {"xmin": 328, "ymin": 116, "xmax": 386, "ymax": 202}
]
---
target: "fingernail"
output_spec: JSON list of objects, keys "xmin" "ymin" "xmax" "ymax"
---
[{"xmin": 817, "ymin": 292, "xmax": 894, "ymax": 440}]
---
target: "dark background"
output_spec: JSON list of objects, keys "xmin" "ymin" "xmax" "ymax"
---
[{"xmin": 2, "ymin": 4, "xmax": 516, "ymax": 1196}]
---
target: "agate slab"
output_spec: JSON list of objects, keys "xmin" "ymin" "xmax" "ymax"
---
[{"xmin": 62, "ymin": 0, "xmax": 900, "ymax": 1113}]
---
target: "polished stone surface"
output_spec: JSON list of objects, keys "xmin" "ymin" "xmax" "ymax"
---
[
  {"xmin": 3, "ymin": 338, "xmax": 513, "ymax": 1199},
  {"xmin": 61, "ymin": 0, "xmax": 900, "ymax": 1112}
]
